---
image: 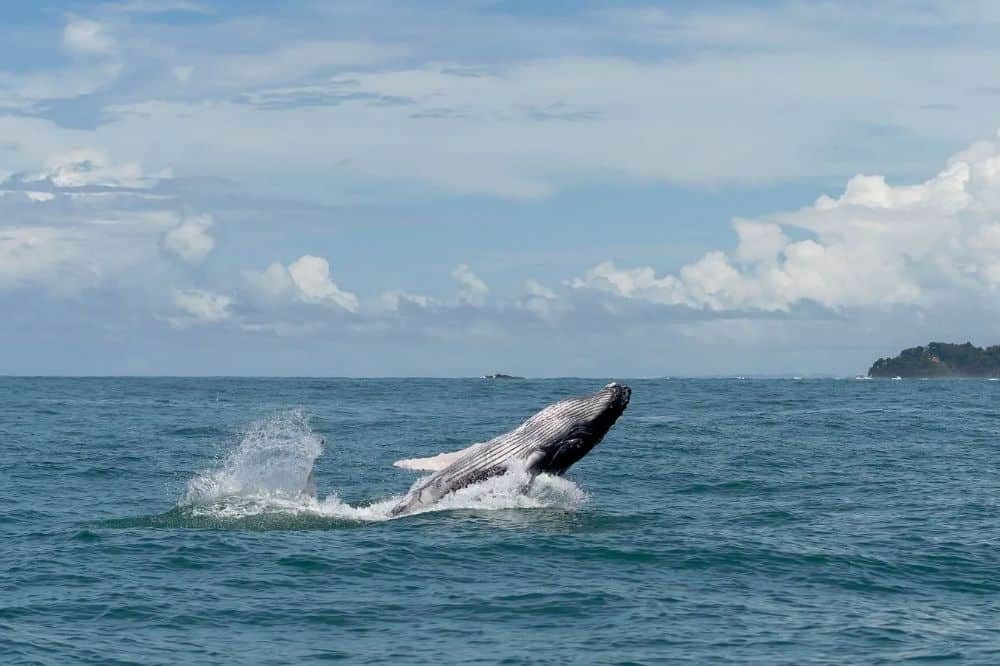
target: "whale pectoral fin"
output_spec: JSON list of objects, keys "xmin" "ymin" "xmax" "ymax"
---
[{"xmin": 393, "ymin": 442, "xmax": 487, "ymax": 471}]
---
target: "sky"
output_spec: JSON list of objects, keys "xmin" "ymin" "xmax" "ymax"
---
[{"xmin": 5, "ymin": 0, "xmax": 1000, "ymax": 376}]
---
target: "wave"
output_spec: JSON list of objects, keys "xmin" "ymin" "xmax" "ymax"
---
[{"xmin": 163, "ymin": 410, "xmax": 586, "ymax": 526}]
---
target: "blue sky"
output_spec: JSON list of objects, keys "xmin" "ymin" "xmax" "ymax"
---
[{"xmin": 4, "ymin": 0, "xmax": 1000, "ymax": 375}]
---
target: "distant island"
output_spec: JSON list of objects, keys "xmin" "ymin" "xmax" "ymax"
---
[
  {"xmin": 481, "ymin": 373, "xmax": 523, "ymax": 379},
  {"xmin": 868, "ymin": 342, "xmax": 1000, "ymax": 378}
]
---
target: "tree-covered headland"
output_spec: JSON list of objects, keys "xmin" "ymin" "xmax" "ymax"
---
[{"xmin": 868, "ymin": 342, "xmax": 1000, "ymax": 378}]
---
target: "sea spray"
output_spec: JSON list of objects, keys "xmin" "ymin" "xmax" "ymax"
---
[{"xmin": 182, "ymin": 410, "xmax": 323, "ymax": 505}]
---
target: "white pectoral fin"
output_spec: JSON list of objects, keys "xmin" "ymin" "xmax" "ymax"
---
[
  {"xmin": 522, "ymin": 449, "xmax": 546, "ymax": 471},
  {"xmin": 393, "ymin": 442, "xmax": 487, "ymax": 471}
]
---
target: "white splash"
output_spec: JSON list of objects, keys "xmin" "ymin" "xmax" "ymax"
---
[
  {"xmin": 180, "ymin": 411, "xmax": 586, "ymax": 523},
  {"xmin": 410, "ymin": 464, "xmax": 587, "ymax": 516},
  {"xmin": 182, "ymin": 410, "xmax": 322, "ymax": 505}
]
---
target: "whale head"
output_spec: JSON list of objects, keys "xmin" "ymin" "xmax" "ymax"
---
[{"xmin": 524, "ymin": 382, "xmax": 631, "ymax": 475}]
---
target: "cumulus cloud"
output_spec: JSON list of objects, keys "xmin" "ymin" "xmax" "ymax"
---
[
  {"xmin": 572, "ymin": 135, "xmax": 1000, "ymax": 314},
  {"xmin": 245, "ymin": 255, "xmax": 359, "ymax": 312},
  {"xmin": 163, "ymin": 214, "xmax": 214, "ymax": 264},
  {"xmin": 63, "ymin": 19, "xmax": 116, "ymax": 56},
  {"xmin": 169, "ymin": 288, "xmax": 233, "ymax": 326},
  {"xmin": 452, "ymin": 264, "xmax": 489, "ymax": 306}
]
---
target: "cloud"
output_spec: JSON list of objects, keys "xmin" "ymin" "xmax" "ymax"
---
[
  {"xmin": 3, "ymin": 0, "xmax": 1000, "ymax": 201},
  {"xmin": 572, "ymin": 135, "xmax": 1000, "ymax": 314},
  {"xmin": 0, "ymin": 64, "xmax": 122, "ymax": 112},
  {"xmin": 0, "ymin": 227, "xmax": 82, "ymax": 289},
  {"xmin": 26, "ymin": 149, "xmax": 152, "ymax": 189},
  {"xmin": 0, "ymin": 216, "xmax": 165, "ymax": 291},
  {"xmin": 452, "ymin": 264, "xmax": 489, "ymax": 306},
  {"xmin": 245, "ymin": 255, "xmax": 359, "ymax": 312},
  {"xmin": 163, "ymin": 214, "xmax": 214, "ymax": 264},
  {"xmin": 169, "ymin": 287, "xmax": 233, "ymax": 326},
  {"xmin": 106, "ymin": 0, "xmax": 212, "ymax": 14},
  {"xmin": 63, "ymin": 18, "xmax": 116, "ymax": 56},
  {"xmin": 0, "ymin": 150, "xmax": 206, "ymax": 292},
  {"xmin": 519, "ymin": 279, "xmax": 566, "ymax": 320},
  {"xmin": 211, "ymin": 41, "xmax": 403, "ymax": 91},
  {"xmin": 377, "ymin": 289, "xmax": 435, "ymax": 311}
]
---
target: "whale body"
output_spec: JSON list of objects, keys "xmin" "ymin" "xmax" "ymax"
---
[{"xmin": 390, "ymin": 383, "xmax": 631, "ymax": 517}]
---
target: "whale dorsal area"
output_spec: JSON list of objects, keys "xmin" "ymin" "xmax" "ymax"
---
[{"xmin": 393, "ymin": 441, "xmax": 487, "ymax": 471}]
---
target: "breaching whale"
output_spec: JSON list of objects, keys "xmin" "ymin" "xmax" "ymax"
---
[{"xmin": 389, "ymin": 382, "xmax": 631, "ymax": 517}]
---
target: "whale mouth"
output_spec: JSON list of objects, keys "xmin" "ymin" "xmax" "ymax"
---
[{"xmin": 604, "ymin": 383, "xmax": 631, "ymax": 409}]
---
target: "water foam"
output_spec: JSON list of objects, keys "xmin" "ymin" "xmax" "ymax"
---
[{"xmin": 179, "ymin": 411, "xmax": 586, "ymax": 524}]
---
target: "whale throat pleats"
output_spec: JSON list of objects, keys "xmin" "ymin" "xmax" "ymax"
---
[{"xmin": 393, "ymin": 442, "xmax": 487, "ymax": 471}]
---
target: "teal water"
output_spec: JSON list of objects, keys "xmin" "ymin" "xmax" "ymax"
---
[{"xmin": 2, "ymin": 377, "xmax": 1000, "ymax": 664}]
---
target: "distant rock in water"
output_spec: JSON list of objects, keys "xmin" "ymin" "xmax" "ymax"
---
[
  {"xmin": 481, "ymin": 373, "xmax": 523, "ymax": 379},
  {"xmin": 868, "ymin": 342, "xmax": 1000, "ymax": 378}
]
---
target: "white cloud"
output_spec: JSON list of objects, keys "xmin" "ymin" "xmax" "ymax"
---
[
  {"xmin": 524, "ymin": 279, "xmax": 557, "ymax": 301},
  {"xmin": 288, "ymin": 255, "xmax": 359, "ymax": 311},
  {"xmin": 377, "ymin": 289, "xmax": 435, "ymax": 311},
  {"xmin": 60, "ymin": 43, "xmax": 998, "ymax": 199},
  {"xmin": 452, "ymin": 264, "xmax": 489, "ymax": 306},
  {"xmin": 169, "ymin": 288, "xmax": 233, "ymax": 326},
  {"xmin": 0, "ymin": 227, "xmax": 81, "ymax": 288},
  {"xmin": 227, "ymin": 41, "xmax": 401, "ymax": 84},
  {"xmin": 27, "ymin": 149, "xmax": 151, "ymax": 189},
  {"xmin": 245, "ymin": 255, "xmax": 359, "ymax": 312},
  {"xmin": 1, "ymin": 1, "xmax": 999, "ymax": 201},
  {"xmin": 0, "ymin": 63, "xmax": 122, "ymax": 113},
  {"xmin": 573, "ymin": 134, "xmax": 1000, "ymax": 313},
  {"xmin": 0, "ymin": 151, "xmax": 206, "ymax": 292},
  {"xmin": 239, "ymin": 320, "xmax": 327, "ymax": 336},
  {"xmin": 172, "ymin": 66, "xmax": 194, "ymax": 84},
  {"xmin": 244, "ymin": 261, "xmax": 294, "ymax": 300},
  {"xmin": 163, "ymin": 214, "xmax": 214, "ymax": 264},
  {"xmin": 0, "ymin": 219, "xmax": 164, "ymax": 291},
  {"xmin": 63, "ymin": 18, "xmax": 116, "ymax": 56},
  {"xmin": 519, "ymin": 279, "xmax": 566, "ymax": 320}
]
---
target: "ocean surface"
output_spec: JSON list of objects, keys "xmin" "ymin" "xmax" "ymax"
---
[{"xmin": 2, "ymin": 377, "xmax": 1000, "ymax": 664}]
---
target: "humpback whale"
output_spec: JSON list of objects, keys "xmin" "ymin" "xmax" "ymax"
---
[{"xmin": 390, "ymin": 382, "xmax": 631, "ymax": 517}]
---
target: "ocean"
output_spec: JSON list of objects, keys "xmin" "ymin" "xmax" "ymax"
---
[{"xmin": 2, "ymin": 377, "xmax": 999, "ymax": 664}]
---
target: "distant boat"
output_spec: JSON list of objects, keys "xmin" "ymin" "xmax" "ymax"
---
[
  {"xmin": 892, "ymin": 376, "xmax": 903, "ymax": 381},
  {"xmin": 481, "ymin": 373, "xmax": 523, "ymax": 380}
]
